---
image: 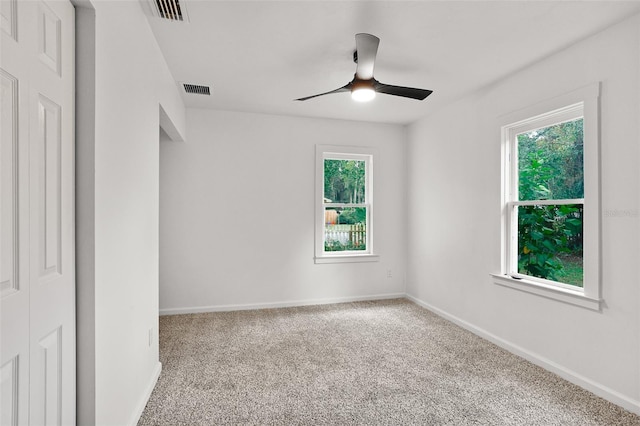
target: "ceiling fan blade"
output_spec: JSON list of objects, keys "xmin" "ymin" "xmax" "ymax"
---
[
  {"xmin": 295, "ymin": 83, "xmax": 352, "ymax": 101},
  {"xmin": 374, "ymin": 82, "xmax": 433, "ymax": 100},
  {"xmin": 355, "ymin": 33, "xmax": 380, "ymax": 80}
]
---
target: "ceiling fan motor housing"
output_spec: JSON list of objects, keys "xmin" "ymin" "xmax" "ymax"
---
[{"xmin": 351, "ymin": 76, "xmax": 375, "ymax": 90}]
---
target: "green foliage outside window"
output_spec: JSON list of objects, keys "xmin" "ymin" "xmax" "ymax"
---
[
  {"xmin": 518, "ymin": 118, "xmax": 584, "ymax": 201},
  {"xmin": 324, "ymin": 159, "xmax": 367, "ymax": 252},
  {"xmin": 324, "ymin": 159, "xmax": 366, "ymax": 204},
  {"xmin": 324, "ymin": 239, "xmax": 366, "ymax": 252},
  {"xmin": 517, "ymin": 204, "xmax": 582, "ymax": 285},
  {"xmin": 335, "ymin": 207, "xmax": 366, "ymax": 225},
  {"xmin": 517, "ymin": 118, "xmax": 584, "ymax": 286}
]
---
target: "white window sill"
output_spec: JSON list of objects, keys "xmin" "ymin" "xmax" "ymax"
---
[
  {"xmin": 491, "ymin": 273, "xmax": 601, "ymax": 311},
  {"xmin": 315, "ymin": 254, "xmax": 379, "ymax": 264}
]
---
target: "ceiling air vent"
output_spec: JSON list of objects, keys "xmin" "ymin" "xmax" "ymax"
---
[
  {"xmin": 183, "ymin": 83, "xmax": 211, "ymax": 96},
  {"xmin": 149, "ymin": 0, "xmax": 189, "ymax": 22}
]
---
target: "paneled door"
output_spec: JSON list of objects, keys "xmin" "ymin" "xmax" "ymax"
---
[{"xmin": 1, "ymin": 1, "xmax": 75, "ymax": 425}]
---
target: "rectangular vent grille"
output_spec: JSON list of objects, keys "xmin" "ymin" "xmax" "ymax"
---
[
  {"xmin": 152, "ymin": 0, "xmax": 186, "ymax": 21},
  {"xmin": 183, "ymin": 84, "xmax": 210, "ymax": 95}
]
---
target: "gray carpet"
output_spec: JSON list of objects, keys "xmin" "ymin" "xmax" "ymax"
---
[{"xmin": 138, "ymin": 299, "xmax": 640, "ymax": 425}]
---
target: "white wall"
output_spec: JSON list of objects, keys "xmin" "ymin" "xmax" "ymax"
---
[
  {"xmin": 75, "ymin": 1, "xmax": 186, "ymax": 425},
  {"xmin": 406, "ymin": 15, "xmax": 640, "ymax": 411},
  {"xmin": 159, "ymin": 110, "xmax": 406, "ymax": 313}
]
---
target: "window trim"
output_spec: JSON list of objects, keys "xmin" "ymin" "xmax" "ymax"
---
[
  {"xmin": 315, "ymin": 145, "xmax": 378, "ymax": 264},
  {"xmin": 493, "ymin": 83, "xmax": 601, "ymax": 310}
]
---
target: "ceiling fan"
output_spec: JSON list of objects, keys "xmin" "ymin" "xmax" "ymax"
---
[{"xmin": 296, "ymin": 33, "xmax": 433, "ymax": 103}]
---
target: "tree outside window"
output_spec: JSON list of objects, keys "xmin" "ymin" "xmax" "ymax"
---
[
  {"xmin": 516, "ymin": 118, "xmax": 584, "ymax": 286},
  {"xmin": 323, "ymin": 158, "xmax": 369, "ymax": 252}
]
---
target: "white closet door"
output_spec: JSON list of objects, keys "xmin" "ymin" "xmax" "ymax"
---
[{"xmin": 1, "ymin": 1, "xmax": 75, "ymax": 424}]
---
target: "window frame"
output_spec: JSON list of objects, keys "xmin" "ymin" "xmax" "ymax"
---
[
  {"xmin": 315, "ymin": 145, "xmax": 378, "ymax": 264},
  {"xmin": 492, "ymin": 84, "xmax": 601, "ymax": 310}
]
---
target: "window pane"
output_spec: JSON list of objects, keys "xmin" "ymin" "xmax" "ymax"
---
[
  {"xmin": 324, "ymin": 207, "xmax": 367, "ymax": 252},
  {"xmin": 518, "ymin": 118, "xmax": 584, "ymax": 201},
  {"xmin": 324, "ymin": 159, "xmax": 366, "ymax": 204},
  {"xmin": 517, "ymin": 204, "xmax": 583, "ymax": 287}
]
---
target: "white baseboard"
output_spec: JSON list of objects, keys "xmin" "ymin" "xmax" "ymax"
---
[
  {"xmin": 129, "ymin": 361, "xmax": 162, "ymax": 426},
  {"xmin": 405, "ymin": 294, "xmax": 640, "ymax": 416},
  {"xmin": 159, "ymin": 293, "xmax": 406, "ymax": 316}
]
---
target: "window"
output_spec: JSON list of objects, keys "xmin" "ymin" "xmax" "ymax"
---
[
  {"xmin": 315, "ymin": 145, "xmax": 378, "ymax": 263},
  {"xmin": 493, "ymin": 84, "xmax": 601, "ymax": 309}
]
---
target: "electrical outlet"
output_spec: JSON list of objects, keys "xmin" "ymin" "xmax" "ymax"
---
[
  {"xmin": 387, "ymin": 269, "xmax": 392, "ymax": 278},
  {"xmin": 148, "ymin": 328, "xmax": 153, "ymax": 347}
]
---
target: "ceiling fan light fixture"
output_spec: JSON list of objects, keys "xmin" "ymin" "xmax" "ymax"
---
[
  {"xmin": 351, "ymin": 87, "xmax": 376, "ymax": 102},
  {"xmin": 351, "ymin": 79, "xmax": 376, "ymax": 102}
]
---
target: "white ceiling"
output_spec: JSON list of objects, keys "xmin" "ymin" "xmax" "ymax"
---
[{"xmin": 145, "ymin": 1, "xmax": 640, "ymax": 125}]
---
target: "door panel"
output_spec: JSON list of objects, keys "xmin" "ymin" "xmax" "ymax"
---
[
  {"xmin": 0, "ymin": 0, "xmax": 17, "ymax": 40},
  {"xmin": 37, "ymin": 1, "xmax": 62, "ymax": 76},
  {"xmin": 1, "ymin": 1, "xmax": 75, "ymax": 424},
  {"xmin": 32, "ymin": 327, "xmax": 62, "ymax": 425},
  {"xmin": 1, "ymin": 69, "xmax": 18, "ymax": 297},
  {"xmin": 1, "ymin": 356, "xmax": 19, "ymax": 426},
  {"xmin": 36, "ymin": 95, "xmax": 63, "ymax": 280}
]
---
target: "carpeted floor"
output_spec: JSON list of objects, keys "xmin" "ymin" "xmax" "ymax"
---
[{"xmin": 138, "ymin": 299, "xmax": 640, "ymax": 425}]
